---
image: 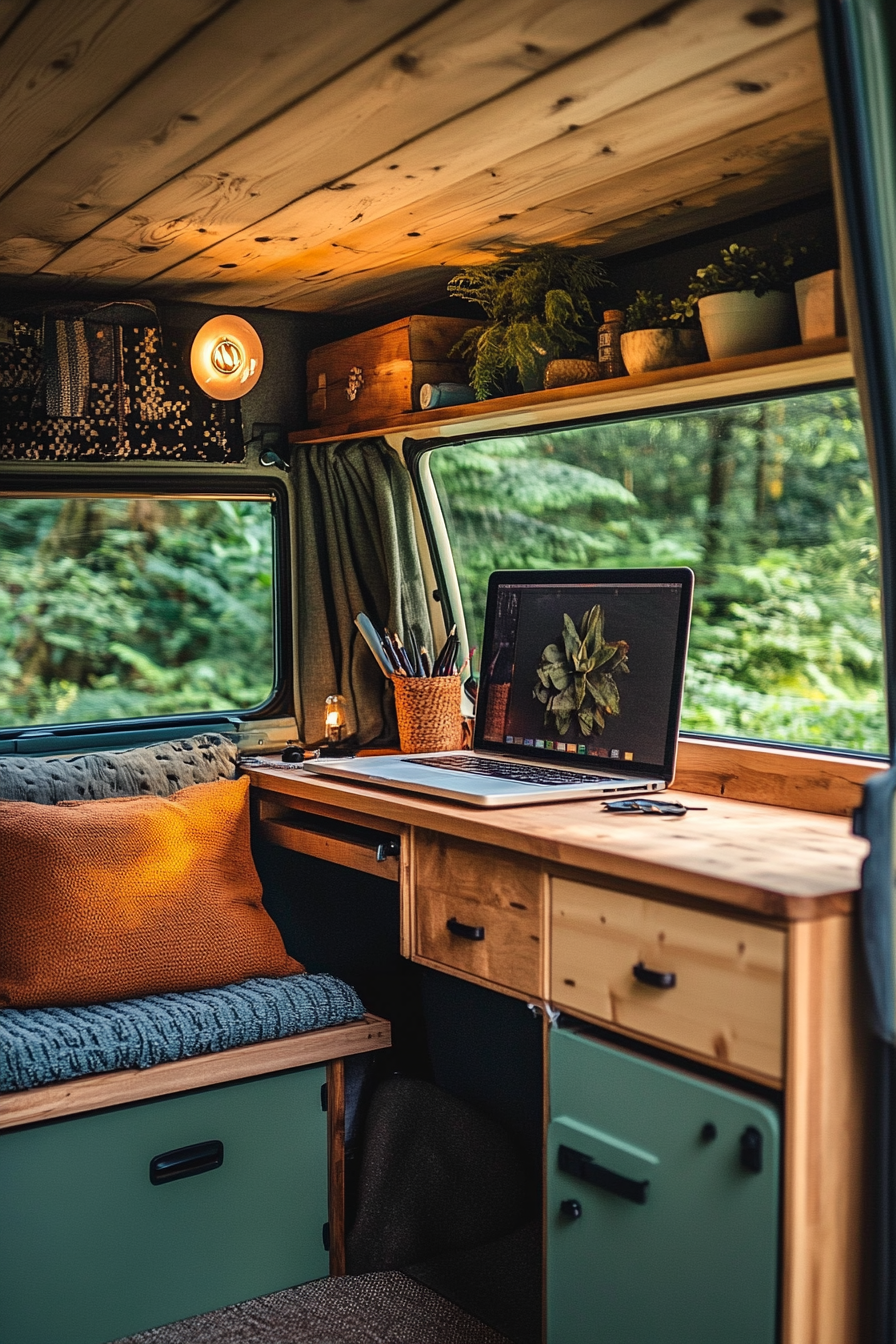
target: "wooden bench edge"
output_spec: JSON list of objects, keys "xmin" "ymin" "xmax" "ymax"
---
[{"xmin": 0, "ymin": 1014, "xmax": 390, "ymax": 1130}]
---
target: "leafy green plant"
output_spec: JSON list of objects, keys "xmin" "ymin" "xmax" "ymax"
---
[
  {"xmin": 534, "ymin": 604, "xmax": 629, "ymax": 737},
  {"xmin": 447, "ymin": 244, "xmax": 611, "ymax": 399},
  {"xmin": 678, "ymin": 238, "xmax": 814, "ymax": 312},
  {"xmin": 625, "ymin": 290, "xmax": 672, "ymax": 330},
  {"xmin": 625, "ymin": 290, "xmax": 700, "ymax": 331}
]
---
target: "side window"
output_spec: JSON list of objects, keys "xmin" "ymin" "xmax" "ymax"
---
[
  {"xmin": 0, "ymin": 493, "xmax": 277, "ymax": 730},
  {"xmin": 424, "ymin": 386, "xmax": 884, "ymax": 755}
]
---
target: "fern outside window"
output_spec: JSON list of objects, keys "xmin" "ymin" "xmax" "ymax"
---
[{"xmin": 419, "ymin": 384, "xmax": 884, "ymax": 756}]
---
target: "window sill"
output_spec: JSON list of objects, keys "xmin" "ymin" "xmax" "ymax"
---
[{"xmin": 674, "ymin": 736, "xmax": 885, "ymax": 817}]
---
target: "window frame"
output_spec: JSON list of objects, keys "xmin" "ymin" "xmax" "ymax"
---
[
  {"xmin": 405, "ymin": 374, "xmax": 887, "ymax": 804},
  {"xmin": 0, "ymin": 470, "xmax": 293, "ymax": 749}
]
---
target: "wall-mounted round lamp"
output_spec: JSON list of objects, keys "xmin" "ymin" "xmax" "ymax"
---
[{"xmin": 190, "ymin": 315, "xmax": 264, "ymax": 400}]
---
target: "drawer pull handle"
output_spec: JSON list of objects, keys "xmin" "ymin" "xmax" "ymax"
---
[
  {"xmin": 740, "ymin": 1125, "xmax": 763, "ymax": 1173},
  {"xmin": 558, "ymin": 1144, "xmax": 649, "ymax": 1205},
  {"xmin": 447, "ymin": 917, "xmax": 485, "ymax": 941},
  {"xmin": 150, "ymin": 1139, "xmax": 224, "ymax": 1185},
  {"xmin": 632, "ymin": 961, "xmax": 676, "ymax": 989}
]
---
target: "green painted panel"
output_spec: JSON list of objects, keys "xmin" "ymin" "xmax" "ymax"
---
[
  {"xmin": 0, "ymin": 1066, "xmax": 329, "ymax": 1344},
  {"xmin": 548, "ymin": 1028, "xmax": 779, "ymax": 1344}
]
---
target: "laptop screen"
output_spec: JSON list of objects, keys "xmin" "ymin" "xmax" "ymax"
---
[{"xmin": 473, "ymin": 568, "xmax": 694, "ymax": 782}]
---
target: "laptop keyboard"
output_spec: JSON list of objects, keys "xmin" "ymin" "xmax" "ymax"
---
[{"xmin": 413, "ymin": 755, "xmax": 618, "ymax": 787}]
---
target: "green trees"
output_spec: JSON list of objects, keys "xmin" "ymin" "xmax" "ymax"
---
[
  {"xmin": 0, "ymin": 498, "xmax": 274, "ymax": 727},
  {"xmin": 429, "ymin": 388, "xmax": 885, "ymax": 753}
]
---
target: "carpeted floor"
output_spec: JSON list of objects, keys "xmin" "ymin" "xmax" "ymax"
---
[{"xmin": 113, "ymin": 1272, "xmax": 512, "ymax": 1344}]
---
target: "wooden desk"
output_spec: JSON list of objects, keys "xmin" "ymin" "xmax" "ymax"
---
[{"xmin": 245, "ymin": 765, "xmax": 870, "ymax": 1344}]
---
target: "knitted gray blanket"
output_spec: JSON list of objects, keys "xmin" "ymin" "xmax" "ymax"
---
[{"xmin": 0, "ymin": 973, "xmax": 364, "ymax": 1093}]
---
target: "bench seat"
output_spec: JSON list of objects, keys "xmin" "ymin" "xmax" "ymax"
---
[{"xmin": 0, "ymin": 972, "xmax": 364, "ymax": 1095}]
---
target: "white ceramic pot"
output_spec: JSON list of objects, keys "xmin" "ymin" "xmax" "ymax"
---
[
  {"xmin": 794, "ymin": 269, "xmax": 845, "ymax": 343},
  {"xmin": 697, "ymin": 289, "xmax": 798, "ymax": 361},
  {"xmin": 619, "ymin": 328, "xmax": 707, "ymax": 375}
]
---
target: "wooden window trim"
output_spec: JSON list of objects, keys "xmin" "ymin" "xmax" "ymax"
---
[{"xmin": 674, "ymin": 736, "xmax": 884, "ymax": 816}]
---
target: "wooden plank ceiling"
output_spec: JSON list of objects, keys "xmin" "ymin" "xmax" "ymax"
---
[{"xmin": 0, "ymin": 0, "xmax": 829, "ymax": 316}]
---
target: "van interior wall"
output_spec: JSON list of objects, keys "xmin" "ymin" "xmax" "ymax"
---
[{"xmin": 0, "ymin": 283, "xmax": 324, "ymax": 438}]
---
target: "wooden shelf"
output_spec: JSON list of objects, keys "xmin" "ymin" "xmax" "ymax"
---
[{"xmin": 288, "ymin": 338, "xmax": 851, "ymax": 445}]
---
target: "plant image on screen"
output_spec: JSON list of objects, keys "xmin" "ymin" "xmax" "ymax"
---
[{"xmin": 535, "ymin": 605, "xmax": 629, "ymax": 738}]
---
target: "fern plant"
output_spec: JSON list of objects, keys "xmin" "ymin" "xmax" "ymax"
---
[{"xmin": 447, "ymin": 244, "xmax": 611, "ymax": 399}]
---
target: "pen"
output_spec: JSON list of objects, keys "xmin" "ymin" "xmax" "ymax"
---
[{"xmin": 392, "ymin": 633, "xmax": 416, "ymax": 677}]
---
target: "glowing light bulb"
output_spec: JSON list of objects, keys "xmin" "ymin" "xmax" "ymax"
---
[
  {"xmin": 324, "ymin": 694, "xmax": 347, "ymax": 745},
  {"xmin": 211, "ymin": 338, "xmax": 244, "ymax": 376},
  {"xmin": 190, "ymin": 315, "xmax": 263, "ymax": 400}
]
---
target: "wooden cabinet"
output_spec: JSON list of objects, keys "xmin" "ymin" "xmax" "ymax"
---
[
  {"xmin": 244, "ymin": 770, "xmax": 869, "ymax": 1344},
  {"xmin": 551, "ymin": 878, "xmax": 786, "ymax": 1082},
  {"xmin": 412, "ymin": 830, "xmax": 544, "ymax": 998}
]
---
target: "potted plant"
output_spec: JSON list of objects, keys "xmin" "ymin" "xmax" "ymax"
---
[
  {"xmin": 681, "ymin": 240, "xmax": 802, "ymax": 360},
  {"xmin": 447, "ymin": 244, "xmax": 611, "ymax": 398},
  {"xmin": 620, "ymin": 290, "xmax": 707, "ymax": 375}
]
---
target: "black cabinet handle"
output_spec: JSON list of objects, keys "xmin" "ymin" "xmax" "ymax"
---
[
  {"xmin": 560, "ymin": 1199, "xmax": 582, "ymax": 1220},
  {"xmin": 150, "ymin": 1139, "xmax": 223, "ymax": 1185},
  {"xmin": 376, "ymin": 838, "xmax": 400, "ymax": 862},
  {"xmin": 558, "ymin": 1144, "xmax": 649, "ymax": 1205},
  {"xmin": 740, "ymin": 1125, "xmax": 763, "ymax": 1173},
  {"xmin": 632, "ymin": 961, "xmax": 676, "ymax": 989},
  {"xmin": 447, "ymin": 917, "xmax": 485, "ymax": 941}
]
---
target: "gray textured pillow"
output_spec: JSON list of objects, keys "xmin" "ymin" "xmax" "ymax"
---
[{"xmin": 0, "ymin": 734, "xmax": 238, "ymax": 805}]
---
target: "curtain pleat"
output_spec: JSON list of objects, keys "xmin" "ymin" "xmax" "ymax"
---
[{"xmin": 292, "ymin": 439, "xmax": 434, "ymax": 747}]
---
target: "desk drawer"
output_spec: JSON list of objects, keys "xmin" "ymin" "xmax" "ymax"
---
[
  {"xmin": 414, "ymin": 831, "xmax": 543, "ymax": 997},
  {"xmin": 551, "ymin": 879, "xmax": 785, "ymax": 1080}
]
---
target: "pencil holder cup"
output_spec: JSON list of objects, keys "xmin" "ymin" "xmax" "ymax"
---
[{"xmin": 393, "ymin": 675, "xmax": 464, "ymax": 753}]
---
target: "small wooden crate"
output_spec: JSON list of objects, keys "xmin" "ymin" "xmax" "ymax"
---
[{"xmin": 306, "ymin": 316, "xmax": 477, "ymax": 432}]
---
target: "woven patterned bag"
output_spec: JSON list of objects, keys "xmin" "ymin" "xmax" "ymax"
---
[{"xmin": 393, "ymin": 676, "xmax": 464, "ymax": 753}]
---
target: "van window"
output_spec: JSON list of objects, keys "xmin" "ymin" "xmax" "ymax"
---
[
  {"xmin": 424, "ymin": 386, "xmax": 885, "ymax": 755},
  {"xmin": 0, "ymin": 495, "xmax": 276, "ymax": 729}
]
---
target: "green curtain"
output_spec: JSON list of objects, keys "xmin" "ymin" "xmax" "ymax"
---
[{"xmin": 292, "ymin": 439, "xmax": 434, "ymax": 747}]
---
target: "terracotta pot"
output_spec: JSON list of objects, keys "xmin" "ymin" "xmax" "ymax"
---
[
  {"xmin": 543, "ymin": 358, "xmax": 601, "ymax": 389},
  {"xmin": 619, "ymin": 328, "xmax": 707, "ymax": 375},
  {"xmin": 697, "ymin": 289, "xmax": 798, "ymax": 360}
]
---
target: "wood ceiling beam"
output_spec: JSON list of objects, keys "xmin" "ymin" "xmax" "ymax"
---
[
  {"xmin": 294, "ymin": 146, "xmax": 831, "ymax": 320},
  {"xmin": 180, "ymin": 27, "xmax": 824, "ymax": 309},
  {"xmin": 34, "ymin": 0, "xmax": 667, "ymax": 285},
  {"xmin": 504, "ymin": 101, "xmax": 830, "ymax": 250},
  {"xmin": 141, "ymin": 0, "xmax": 819, "ymax": 302},
  {"xmin": 0, "ymin": 0, "xmax": 451, "ymax": 273},
  {"xmin": 0, "ymin": 2, "xmax": 36, "ymax": 45},
  {"xmin": 261, "ymin": 134, "xmax": 831, "ymax": 318},
  {"xmin": 0, "ymin": 0, "xmax": 232, "ymax": 212}
]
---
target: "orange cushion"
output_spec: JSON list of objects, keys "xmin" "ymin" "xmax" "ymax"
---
[{"xmin": 0, "ymin": 776, "xmax": 302, "ymax": 1008}]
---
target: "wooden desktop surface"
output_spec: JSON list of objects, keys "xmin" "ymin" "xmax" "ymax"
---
[{"xmin": 244, "ymin": 766, "xmax": 867, "ymax": 921}]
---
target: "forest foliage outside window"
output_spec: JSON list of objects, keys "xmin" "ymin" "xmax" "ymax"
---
[
  {"xmin": 0, "ymin": 496, "xmax": 275, "ymax": 728},
  {"xmin": 427, "ymin": 387, "xmax": 885, "ymax": 754}
]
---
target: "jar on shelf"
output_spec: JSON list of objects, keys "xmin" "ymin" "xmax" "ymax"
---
[{"xmin": 597, "ymin": 309, "xmax": 626, "ymax": 380}]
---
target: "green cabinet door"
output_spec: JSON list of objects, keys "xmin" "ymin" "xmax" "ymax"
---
[
  {"xmin": 548, "ymin": 1028, "xmax": 779, "ymax": 1344},
  {"xmin": 0, "ymin": 1065, "xmax": 329, "ymax": 1344}
]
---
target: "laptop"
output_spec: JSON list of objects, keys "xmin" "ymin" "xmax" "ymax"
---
[{"xmin": 306, "ymin": 567, "xmax": 694, "ymax": 807}]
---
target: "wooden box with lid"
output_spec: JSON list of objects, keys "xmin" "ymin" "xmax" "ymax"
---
[{"xmin": 305, "ymin": 316, "xmax": 477, "ymax": 433}]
